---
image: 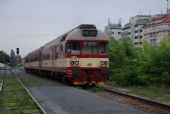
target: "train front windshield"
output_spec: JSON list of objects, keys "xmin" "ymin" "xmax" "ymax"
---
[{"xmin": 67, "ymin": 42, "xmax": 108, "ymax": 55}]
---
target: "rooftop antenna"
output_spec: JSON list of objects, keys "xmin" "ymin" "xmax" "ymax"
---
[
  {"xmin": 118, "ymin": 18, "xmax": 122, "ymax": 25},
  {"xmin": 108, "ymin": 18, "xmax": 111, "ymax": 30},
  {"xmin": 167, "ymin": 0, "xmax": 169, "ymax": 13},
  {"xmin": 108, "ymin": 18, "xmax": 111, "ymax": 25},
  {"xmin": 161, "ymin": 9, "xmax": 164, "ymax": 16}
]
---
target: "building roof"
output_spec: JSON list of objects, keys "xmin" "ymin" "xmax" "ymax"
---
[
  {"xmin": 146, "ymin": 14, "xmax": 170, "ymax": 26},
  {"xmin": 136, "ymin": 15, "xmax": 150, "ymax": 17},
  {"xmin": 135, "ymin": 19, "xmax": 149, "ymax": 26},
  {"xmin": 109, "ymin": 24, "xmax": 122, "ymax": 29},
  {"xmin": 122, "ymin": 23, "xmax": 130, "ymax": 30},
  {"xmin": 163, "ymin": 14, "xmax": 170, "ymax": 23}
]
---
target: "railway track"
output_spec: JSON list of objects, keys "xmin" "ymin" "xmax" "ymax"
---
[
  {"xmin": 97, "ymin": 85, "xmax": 170, "ymax": 114},
  {"xmin": 1, "ymin": 69, "xmax": 46, "ymax": 114}
]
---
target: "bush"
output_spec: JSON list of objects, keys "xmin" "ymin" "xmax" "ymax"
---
[
  {"xmin": 161, "ymin": 72, "xmax": 170, "ymax": 86},
  {"xmin": 109, "ymin": 36, "xmax": 170, "ymax": 86}
]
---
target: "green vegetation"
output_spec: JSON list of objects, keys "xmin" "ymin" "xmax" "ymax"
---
[
  {"xmin": 126, "ymin": 86, "xmax": 170, "ymax": 102},
  {"xmin": 19, "ymin": 77, "xmax": 44, "ymax": 87},
  {"xmin": 0, "ymin": 50, "xmax": 10, "ymax": 64},
  {"xmin": 108, "ymin": 36, "xmax": 170, "ymax": 87},
  {"xmin": 0, "ymin": 75, "xmax": 41, "ymax": 114},
  {"xmin": 10, "ymin": 49, "xmax": 17, "ymax": 67},
  {"xmin": 0, "ymin": 49, "xmax": 22, "ymax": 67},
  {"xmin": 91, "ymin": 86, "xmax": 104, "ymax": 92},
  {"xmin": 108, "ymin": 37, "xmax": 170, "ymax": 102}
]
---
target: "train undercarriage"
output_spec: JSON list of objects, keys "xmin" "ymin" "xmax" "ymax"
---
[{"xmin": 24, "ymin": 67, "xmax": 109, "ymax": 87}]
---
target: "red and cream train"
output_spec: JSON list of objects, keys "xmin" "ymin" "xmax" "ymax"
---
[{"xmin": 24, "ymin": 24, "xmax": 109, "ymax": 86}]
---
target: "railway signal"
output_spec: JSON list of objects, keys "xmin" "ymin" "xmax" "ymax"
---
[{"xmin": 16, "ymin": 48, "xmax": 19, "ymax": 55}]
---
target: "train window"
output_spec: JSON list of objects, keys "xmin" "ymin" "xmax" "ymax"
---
[
  {"xmin": 55, "ymin": 52, "xmax": 58, "ymax": 59},
  {"xmin": 43, "ymin": 55, "xmax": 46, "ymax": 60},
  {"xmin": 82, "ymin": 30, "xmax": 97, "ymax": 37},
  {"xmin": 55, "ymin": 46, "xmax": 58, "ymax": 59},
  {"xmin": 99, "ymin": 43, "xmax": 108, "ymax": 54},
  {"xmin": 82, "ymin": 42, "xmax": 97, "ymax": 54},
  {"xmin": 60, "ymin": 45, "xmax": 63, "ymax": 51},
  {"xmin": 47, "ymin": 54, "xmax": 50, "ymax": 60},
  {"xmin": 67, "ymin": 42, "xmax": 80, "ymax": 54}
]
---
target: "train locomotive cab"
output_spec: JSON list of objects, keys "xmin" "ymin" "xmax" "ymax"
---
[{"xmin": 65, "ymin": 24, "xmax": 109, "ymax": 86}]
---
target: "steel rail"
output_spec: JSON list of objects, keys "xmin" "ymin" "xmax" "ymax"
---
[
  {"xmin": 102, "ymin": 86, "xmax": 170, "ymax": 111},
  {"xmin": 9, "ymin": 69, "xmax": 47, "ymax": 114}
]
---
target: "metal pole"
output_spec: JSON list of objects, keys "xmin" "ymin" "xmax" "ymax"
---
[{"xmin": 167, "ymin": 0, "xmax": 169, "ymax": 13}]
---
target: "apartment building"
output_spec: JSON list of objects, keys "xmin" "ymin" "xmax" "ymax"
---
[
  {"xmin": 106, "ymin": 13, "xmax": 170, "ymax": 46},
  {"xmin": 121, "ymin": 15, "xmax": 150, "ymax": 45},
  {"xmin": 143, "ymin": 14, "xmax": 170, "ymax": 44},
  {"xmin": 104, "ymin": 21, "xmax": 122, "ymax": 40},
  {"xmin": 121, "ymin": 22, "xmax": 131, "ymax": 40}
]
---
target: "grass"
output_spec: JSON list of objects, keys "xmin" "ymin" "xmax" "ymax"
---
[
  {"xmin": 126, "ymin": 85, "xmax": 170, "ymax": 102},
  {"xmin": 0, "ymin": 74, "xmax": 42, "ymax": 114},
  {"xmin": 106, "ymin": 81, "xmax": 170, "ymax": 102},
  {"xmin": 91, "ymin": 86, "xmax": 104, "ymax": 92},
  {"xmin": 105, "ymin": 80, "xmax": 119, "ymax": 87},
  {"xmin": 19, "ymin": 77, "xmax": 43, "ymax": 87}
]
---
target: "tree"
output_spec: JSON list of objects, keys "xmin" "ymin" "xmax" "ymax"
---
[
  {"xmin": 122, "ymin": 38, "xmax": 136, "ymax": 57},
  {"xmin": 109, "ymin": 36, "xmax": 127, "ymax": 68},
  {"xmin": 109, "ymin": 36, "xmax": 170, "ymax": 86},
  {"xmin": 10, "ymin": 49, "xmax": 16, "ymax": 67},
  {"xmin": 0, "ymin": 50, "xmax": 10, "ymax": 64}
]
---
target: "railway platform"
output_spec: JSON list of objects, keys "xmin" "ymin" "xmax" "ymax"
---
[{"xmin": 14, "ymin": 70, "xmax": 145, "ymax": 114}]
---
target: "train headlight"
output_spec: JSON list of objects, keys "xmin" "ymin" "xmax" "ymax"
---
[
  {"xmin": 70, "ymin": 61, "xmax": 75, "ymax": 65},
  {"xmin": 75, "ymin": 61, "xmax": 79, "ymax": 65},
  {"xmin": 70, "ymin": 61, "xmax": 79, "ymax": 66},
  {"xmin": 101, "ymin": 61, "xmax": 108, "ymax": 65}
]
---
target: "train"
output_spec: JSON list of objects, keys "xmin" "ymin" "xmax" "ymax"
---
[{"xmin": 24, "ymin": 24, "xmax": 109, "ymax": 86}]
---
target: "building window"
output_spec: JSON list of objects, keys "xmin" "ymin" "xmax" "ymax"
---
[
  {"xmin": 135, "ymin": 36, "xmax": 138, "ymax": 39},
  {"xmin": 150, "ymin": 39, "xmax": 156, "ymax": 44},
  {"xmin": 128, "ymin": 32, "xmax": 131, "ymax": 35},
  {"xmin": 150, "ymin": 33, "xmax": 152, "ymax": 37},
  {"xmin": 140, "ymin": 29, "xmax": 143, "ymax": 32},
  {"xmin": 135, "ymin": 25, "xmax": 138, "ymax": 27},
  {"xmin": 112, "ymin": 32, "xmax": 114, "ymax": 34},
  {"xmin": 134, "ymin": 42, "xmax": 138, "ymax": 45},
  {"xmin": 135, "ymin": 30, "xmax": 138, "ymax": 33},
  {"xmin": 140, "ymin": 36, "xmax": 142, "ymax": 38},
  {"xmin": 118, "ymin": 32, "xmax": 121, "ymax": 34},
  {"xmin": 168, "ymin": 32, "xmax": 170, "ymax": 35}
]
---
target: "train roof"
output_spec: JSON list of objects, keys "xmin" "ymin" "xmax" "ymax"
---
[
  {"xmin": 24, "ymin": 47, "xmax": 43, "ymax": 58},
  {"xmin": 44, "ymin": 24, "xmax": 109, "ymax": 49},
  {"xmin": 24, "ymin": 24, "xmax": 109, "ymax": 58}
]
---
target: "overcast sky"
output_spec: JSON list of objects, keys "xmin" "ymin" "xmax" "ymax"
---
[{"xmin": 0, "ymin": 0, "xmax": 167, "ymax": 57}]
